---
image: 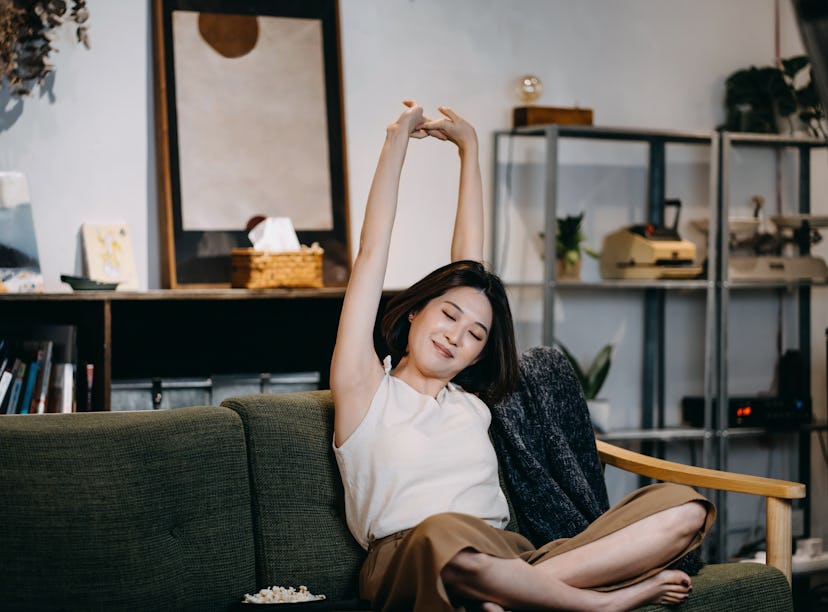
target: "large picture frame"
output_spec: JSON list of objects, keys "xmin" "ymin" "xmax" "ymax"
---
[{"xmin": 152, "ymin": 0, "xmax": 349, "ymax": 288}]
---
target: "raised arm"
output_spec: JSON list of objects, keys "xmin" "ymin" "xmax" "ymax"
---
[
  {"xmin": 331, "ymin": 101, "xmax": 425, "ymax": 445},
  {"xmin": 421, "ymin": 107, "xmax": 483, "ymax": 262}
]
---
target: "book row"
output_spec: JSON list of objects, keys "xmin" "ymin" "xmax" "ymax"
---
[{"xmin": 0, "ymin": 327, "xmax": 80, "ymax": 415}]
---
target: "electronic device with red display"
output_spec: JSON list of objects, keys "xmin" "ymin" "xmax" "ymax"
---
[{"xmin": 681, "ymin": 395, "xmax": 812, "ymax": 428}]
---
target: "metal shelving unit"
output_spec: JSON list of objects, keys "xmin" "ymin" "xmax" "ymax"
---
[
  {"xmin": 715, "ymin": 131, "xmax": 828, "ymax": 559},
  {"xmin": 491, "ymin": 124, "xmax": 718, "ymax": 470},
  {"xmin": 492, "ymin": 124, "xmax": 827, "ymax": 562}
]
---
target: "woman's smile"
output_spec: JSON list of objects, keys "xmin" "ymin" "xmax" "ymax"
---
[{"xmin": 432, "ymin": 339, "xmax": 454, "ymax": 359}]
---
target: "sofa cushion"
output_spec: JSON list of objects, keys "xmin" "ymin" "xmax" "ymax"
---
[
  {"xmin": 222, "ymin": 391, "xmax": 365, "ymax": 602},
  {"xmin": 635, "ymin": 562, "xmax": 793, "ymax": 611},
  {"xmin": 0, "ymin": 407, "xmax": 256, "ymax": 611}
]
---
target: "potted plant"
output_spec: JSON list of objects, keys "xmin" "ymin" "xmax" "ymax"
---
[
  {"xmin": 720, "ymin": 55, "xmax": 826, "ymax": 138},
  {"xmin": 556, "ymin": 340, "xmax": 613, "ymax": 432},
  {"xmin": 555, "ymin": 213, "xmax": 599, "ymax": 281}
]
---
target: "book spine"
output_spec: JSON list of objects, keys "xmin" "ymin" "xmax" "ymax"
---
[
  {"xmin": 0, "ymin": 370, "xmax": 12, "ymax": 411},
  {"xmin": 7, "ymin": 361, "xmax": 26, "ymax": 414},
  {"xmin": 19, "ymin": 357, "xmax": 40, "ymax": 415},
  {"xmin": 62, "ymin": 364, "xmax": 75, "ymax": 413},
  {"xmin": 0, "ymin": 341, "xmax": 9, "ymax": 407},
  {"xmin": 84, "ymin": 363, "xmax": 94, "ymax": 412},
  {"xmin": 1, "ymin": 359, "xmax": 19, "ymax": 414},
  {"xmin": 47, "ymin": 363, "xmax": 76, "ymax": 413},
  {"xmin": 34, "ymin": 341, "xmax": 53, "ymax": 414}
]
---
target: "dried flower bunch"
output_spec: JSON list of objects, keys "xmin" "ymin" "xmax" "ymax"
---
[{"xmin": 0, "ymin": 0, "xmax": 90, "ymax": 96}]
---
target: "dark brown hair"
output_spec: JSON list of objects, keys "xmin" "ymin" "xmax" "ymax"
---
[{"xmin": 380, "ymin": 260, "xmax": 519, "ymax": 405}]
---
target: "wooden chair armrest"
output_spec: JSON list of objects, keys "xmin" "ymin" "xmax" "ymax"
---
[
  {"xmin": 595, "ymin": 440, "xmax": 805, "ymax": 498},
  {"xmin": 595, "ymin": 440, "xmax": 806, "ymax": 584}
]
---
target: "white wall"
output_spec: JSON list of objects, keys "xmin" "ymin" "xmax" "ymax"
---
[
  {"xmin": 340, "ymin": 0, "xmax": 807, "ymax": 287},
  {"xmin": 0, "ymin": 1, "xmax": 153, "ymax": 287},
  {"xmin": 0, "ymin": 0, "xmax": 808, "ymax": 288},
  {"xmin": 1, "ymin": 0, "xmax": 825, "ymax": 550}
]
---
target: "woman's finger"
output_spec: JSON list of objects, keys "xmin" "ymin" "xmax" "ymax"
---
[
  {"xmin": 419, "ymin": 118, "xmax": 447, "ymax": 131},
  {"xmin": 439, "ymin": 106, "xmax": 461, "ymax": 121}
]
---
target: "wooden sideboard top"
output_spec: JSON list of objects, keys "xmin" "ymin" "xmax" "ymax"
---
[{"xmin": 0, "ymin": 288, "xmax": 358, "ymax": 302}]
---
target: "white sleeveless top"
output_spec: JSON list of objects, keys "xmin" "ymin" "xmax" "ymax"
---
[{"xmin": 333, "ymin": 357, "xmax": 509, "ymax": 549}]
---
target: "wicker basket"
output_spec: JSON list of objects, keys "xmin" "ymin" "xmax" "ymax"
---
[{"xmin": 231, "ymin": 244, "xmax": 324, "ymax": 289}]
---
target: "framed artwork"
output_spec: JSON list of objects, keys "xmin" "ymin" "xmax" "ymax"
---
[
  {"xmin": 152, "ymin": 0, "xmax": 350, "ymax": 288},
  {"xmin": 81, "ymin": 224, "xmax": 139, "ymax": 290}
]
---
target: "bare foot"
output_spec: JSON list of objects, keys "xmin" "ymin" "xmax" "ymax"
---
[{"xmin": 603, "ymin": 570, "xmax": 691, "ymax": 611}]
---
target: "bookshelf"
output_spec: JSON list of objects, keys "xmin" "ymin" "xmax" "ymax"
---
[{"xmin": 0, "ymin": 288, "xmax": 372, "ymax": 411}]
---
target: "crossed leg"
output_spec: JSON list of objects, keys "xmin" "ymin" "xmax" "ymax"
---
[
  {"xmin": 442, "ymin": 501, "xmax": 709, "ymax": 611},
  {"xmin": 535, "ymin": 500, "xmax": 709, "ymax": 588}
]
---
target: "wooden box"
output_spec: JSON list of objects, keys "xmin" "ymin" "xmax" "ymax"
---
[
  {"xmin": 231, "ymin": 244, "xmax": 324, "ymax": 289},
  {"xmin": 513, "ymin": 106, "xmax": 594, "ymax": 128}
]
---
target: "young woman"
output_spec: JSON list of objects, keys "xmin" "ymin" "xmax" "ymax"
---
[{"xmin": 330, "ymin": 101, "xmax": 715, "ymax": 612}]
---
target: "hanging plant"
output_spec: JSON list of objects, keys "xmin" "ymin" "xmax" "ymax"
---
[{"xmin": 0, "ymin": 0, "xmax": 90, "ymax": 97}]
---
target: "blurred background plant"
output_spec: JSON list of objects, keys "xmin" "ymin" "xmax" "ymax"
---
[
  {"xmin": 555, "ymin": 340, "xmax": 613, "ymax": 401},
  {"xmin": 0, "ymin": 0, "xmax": 90, "ymax": 97},
  {"xmin": 555, "ymin": 213, "xmax": 600, "ymax": 275},
  {"xmin": 720, "ymin": 55, "xmax": 826, "ymax": 138}
]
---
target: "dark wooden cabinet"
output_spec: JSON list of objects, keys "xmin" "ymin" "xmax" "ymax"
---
[{"xmin": 0, "ymin": 288, "xmax": 389, "ymax": 411}]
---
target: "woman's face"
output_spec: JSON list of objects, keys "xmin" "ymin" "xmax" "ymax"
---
[{"xmin": 407, "ymin": 285, "xmax": 493, "ymax": 380}]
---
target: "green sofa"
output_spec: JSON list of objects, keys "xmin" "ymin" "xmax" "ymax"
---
[{"xmin": 0, "ymin": 391, "xmax": 794, "ymax": 611}]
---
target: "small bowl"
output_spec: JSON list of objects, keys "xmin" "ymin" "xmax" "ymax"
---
[
  {"xmin": 231, "ymin": 600, "xmax": 331, "ymax": 610},
  {"xmin": 60, "ymin": 274, "xmax": 120, "ymax": 291}
]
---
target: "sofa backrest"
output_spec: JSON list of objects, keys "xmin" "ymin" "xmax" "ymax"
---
[
  {"xmin": 0, "ymin": 407, "xmax": 256, "ymax": 611},
  {"xmin": 222, "ymin": 391, "xmax": 366, "ymax": 602}
]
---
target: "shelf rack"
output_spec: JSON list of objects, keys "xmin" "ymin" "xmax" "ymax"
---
[
  {"xmin": 492, "ymin": 124, "xmax": 827, "ymax": 562},
  {"xmin": 715, "ymin": 131, "xmax": 828, "ymax": 556},
  {"xmin": 491, "ymin": 123, "xmax": 717, "ymax": 470}
]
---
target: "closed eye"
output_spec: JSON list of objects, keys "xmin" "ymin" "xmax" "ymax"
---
[
  {"xmin": 469, "ymin": 331, "xmax": 483, "ymax": 341},
  {"xmin": 443, "ymin": 310, "xmax": 456, "ymax": 321}
]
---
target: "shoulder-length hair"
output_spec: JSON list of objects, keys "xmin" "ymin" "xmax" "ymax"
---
[{"xmin": 380, "ymin": 260, "xmax": 519, "ymax": 406}]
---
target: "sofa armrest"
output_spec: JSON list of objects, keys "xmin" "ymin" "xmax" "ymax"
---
[{"xmin": 595, "ymin": 440, "xmax": 806, "ymax": 584}]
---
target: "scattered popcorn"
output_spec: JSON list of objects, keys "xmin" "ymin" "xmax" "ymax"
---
[{"xmin": 242, "ymin": 585, "xmax": 326, "ymax": 604}]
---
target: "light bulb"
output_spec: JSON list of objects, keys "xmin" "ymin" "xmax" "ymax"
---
[{"xmin": 517, "ymin": 75, "xmax": 543, "ymax": 104}]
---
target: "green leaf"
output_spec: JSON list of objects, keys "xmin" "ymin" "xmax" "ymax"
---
[
  {"xmin": 555, "ymin": 341, "xmax": 613, "ymax": 400},
  {"xmin": 584, "ymin": 344, "xmax": 613, "ymax": 400},
  {"xmin": 556, "ymin": 212, "xmax": 599, "ymax": 265},
  {"xmin": 554, "ymin": 340, "xmax": 586, "ymax": 388},
  {"xmin": 796, "ymin": 79, "xmax": 822, "ymax": 112},
  {"xmin": 782, "ymin": 55, "xmax": 809, "ymax": 79}
]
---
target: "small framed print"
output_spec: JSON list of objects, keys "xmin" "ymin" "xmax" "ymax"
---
[{"xmin": 81, "ymin": 224, "xmax": 139, "ymax": 290}]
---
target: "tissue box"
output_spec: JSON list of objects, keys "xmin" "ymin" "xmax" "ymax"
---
[{"xmin": 231, "ymin": 244, "xmax": 323, "ymax": 289}]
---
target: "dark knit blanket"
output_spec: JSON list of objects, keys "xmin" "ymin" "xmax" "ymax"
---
[{"xmin": 490, "ymin": 345, "xmax": 702, "ymax": 575}]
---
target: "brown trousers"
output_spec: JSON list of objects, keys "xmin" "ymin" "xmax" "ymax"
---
[{"xmin": 360, "ymin": 483, "xmax": 716, "ymax": 612}]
